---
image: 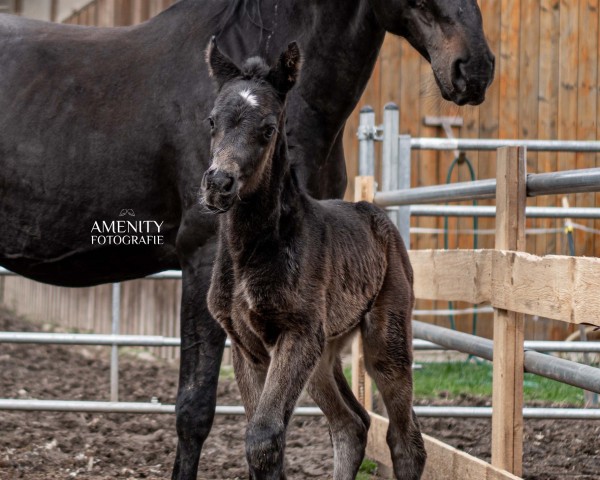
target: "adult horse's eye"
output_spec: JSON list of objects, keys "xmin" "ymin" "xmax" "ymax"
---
[{"xmin": 263, "ymin": 126, "xmax": 276, "ymax": 140}]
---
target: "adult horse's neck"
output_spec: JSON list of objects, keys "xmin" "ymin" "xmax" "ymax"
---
[{"xmin": 154, "ymin": 0, "xmax": 385, "ymax": 199}]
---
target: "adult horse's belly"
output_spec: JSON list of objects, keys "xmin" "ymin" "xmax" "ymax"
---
[
  {"xmin": 0, "ymin": 152, "xmax": 183, "ymax": 286},
  {"xmin": 0, "ymin": 16, "xmax": 187, "ymax": 286}
]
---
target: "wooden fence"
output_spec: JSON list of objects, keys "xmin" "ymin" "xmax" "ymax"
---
[
  {"xmin": 352, "ymin": 147, "xmax": 600, "ymax": 479},
  {"xmin": 3, "ymin": 0, "xmax": 598, "ymax": 344}
]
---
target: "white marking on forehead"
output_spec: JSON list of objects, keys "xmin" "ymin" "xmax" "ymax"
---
[{"xmin": 239, "ymin": 88, "xmax": 259, "ymax": 107}]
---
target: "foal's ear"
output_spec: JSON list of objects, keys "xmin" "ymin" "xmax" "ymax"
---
[
  {"xmin": 267, "ymin": 42, "xmax": 302, "ymax": 95},
  {"xmin": 205, "ymin": 36, "xmax": 241, "ymax": 90}
]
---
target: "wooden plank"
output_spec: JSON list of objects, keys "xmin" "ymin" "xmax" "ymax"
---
[
  {"xmin": 575, "ymin": 0, "xmax": 599, "ymax": 260},
  {"xmin": 492, "ymin": 250, "xmax": 600, "ymax": 324},
  {"xmin": 557, "ymin": 0, "xmax": 579, "ymax": 210},
  {"xmin": 518, "ymin": 0, "xmax": 540, "ymax": 260},
  {"xmin": 409, "ymin": 248, "xmax": 600, "ymax": 326},
  {"xmin": 409, "ymin": 249, "xmax": 493, "ymax": 304},
  {"xmin": 499, "ymin": 0, "xmax": 521, "ymax": 140},
  {"xmin": 351, "ymin": 176, "xmax": 374, "ymax": 410},
  {"xmin": 491, "ymin": 147, "xmax": 526, "ymax": 476},
  {"xmin": 536, "ymin": 0, "xmax": 561, "ymax": 340},
  {"xmin": 367, "ymin": 413, "xmax": 521, "ymax": 480},
  {"xmin": 475, "ymin": 0, "xmax": 502, "ymax": 341}
]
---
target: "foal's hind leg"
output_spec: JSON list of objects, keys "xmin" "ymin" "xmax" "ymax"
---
[
  {"xmin": 307, "ymin": 345, "xmax": 369, "ymax": 480},
  {"xmin": 361, "ymin": 280, "xmax": 426, "ymax": 479}
]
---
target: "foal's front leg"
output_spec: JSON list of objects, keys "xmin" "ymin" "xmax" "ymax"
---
[
  {"xmin": 232, "ymin": 342, "xmax": 268, "ymax": 421},
  {"xmin": 245, "ymin": 328, "xmax": 324, "ymax": 480}
]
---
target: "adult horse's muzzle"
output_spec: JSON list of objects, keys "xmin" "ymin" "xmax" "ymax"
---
[
  {"xmin": 201, "ymin": 168, "xmax": 237, "ymax": 213},
  {"xmin": 434, "ymin": 48, "xmax": 496, "ymax": 106}
]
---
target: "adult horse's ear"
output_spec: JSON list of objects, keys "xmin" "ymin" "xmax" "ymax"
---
[
  {"xmin": 268, "ymin": 42, "xmax": 302, "ymax": 95},
  {"xmin": 205, "ymin": 36, "xmax": 241, "ymax": 90}
]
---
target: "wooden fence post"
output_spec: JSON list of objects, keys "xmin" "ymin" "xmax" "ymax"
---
[
  {"xmin": 491, "ymin": 147, "xmax": 526, "ymax": 476},
  {"xmin": 352, "ymin": 176, "xmax": 375, "ymax": 411}
]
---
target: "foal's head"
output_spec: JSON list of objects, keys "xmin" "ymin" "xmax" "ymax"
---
[{"xmin": 201, "ymin": 39, "xmax": 301, "ymax": 213}]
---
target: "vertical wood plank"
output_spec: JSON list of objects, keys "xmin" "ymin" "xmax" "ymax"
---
[
  {"xmin": 558, "ymin": 0, "xmax": 579, "ymax": 196},
  {"xmin": 491, "ymin": 147, "xmax": 526, "ymax": 476},
  {"xmin": 518, "ymin": 0, "xmax": 540, "ymax": 262},
  {"xmin": 575, "ymin": 0, "xmax": 598, "ymax": 259},
  {"xmin": 351, "ymin": 176, "xmax": 374, "ymax": 411},
  {"xmin": 499, "ymin": 0, "xmax": 521, "ymax": 139},
  {"xmin": 477, "ymin": 0, "xmax": 501, "ymax": 257}
]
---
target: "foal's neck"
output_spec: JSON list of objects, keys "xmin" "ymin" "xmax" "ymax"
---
[{"xmin": 224, "ymin": 130, "xmax": 302, "ymax": 256}]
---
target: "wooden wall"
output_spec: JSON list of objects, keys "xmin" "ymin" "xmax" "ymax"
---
[{"xmin": 3, "ymin": 0, "xmax": 598, "ymax": 344}]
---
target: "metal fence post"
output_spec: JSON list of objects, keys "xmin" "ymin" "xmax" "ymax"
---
[
  {"xmin": 357, "ymin": 106, "xmax": 376, "ymax": 176},
  {"xmin": 398, "ymin": 134, "xmax": 412, "ymax": 248},
  {"xmin": 383, "ymin": 103, "xmax": 400, "ymax": 228},
  {"xmin": 110, "ymin": 282, "xmax": 121, "ymax": 402}
]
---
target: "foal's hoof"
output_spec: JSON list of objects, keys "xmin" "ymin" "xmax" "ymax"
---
[
  {"xmin": 246, "ymin": 421, "xmax": 286, "ymax": 479},
  {"xmin": 389, "ymin": 429, "xmax": 427, "ymax": 480}
]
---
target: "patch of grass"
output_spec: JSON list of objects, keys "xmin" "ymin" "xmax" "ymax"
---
[
  {"xmin": 344, "ymin": 361, "xmax": 584, "ymax": 405},
  {"xmin": 219, "ymin": 365, "xmax": 235, "ymax": 380},
  {"xmin": 356, "ymin": 458, "xmax": 378, "ymax": 479},
  {"xmin": 413, "ymin": 361, "xmax": 584, "ymax": 405}
]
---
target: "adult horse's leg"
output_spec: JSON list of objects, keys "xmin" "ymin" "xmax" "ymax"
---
[
  {"xmin": 361, "ymin": 272, "xmax": 426, "ymax": 480},
  {"xmin": 246, "ymin": 328, "xmax": 323, "ymax": 480},
  {"xmin": 307, "ymin": 347, "xmax": 369, "ymax": 480},
  {"xmin": 172, "ymin": 256, "xmax": 227, "ymax": 480}
]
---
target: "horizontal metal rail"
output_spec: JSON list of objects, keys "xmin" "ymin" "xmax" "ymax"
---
[
  {"xmin": 413, "ymin": 321, "xmax": 600, "ymax": 394},
  {"xmin": 0, "ymin": 332, "xmax": 231, "ymax": 348},
  {"xmin": 527, "ymin": 168, "xmax": 600, "ymax": 196},
  {"xmin": 0, "ymin": 399, "xmax": 319, "ymax": 416},
  {"xmin": 375, "ymin": 168, "xmax": 600, "ymax": 207},
  {"xmin": 413, "ymin": 406, "xmax": 600, "ymax": 419},
  {"xmin": 375, "ymin": 178, "xmax": 496, "ymax": 206},
  {"xmin": 2, "ymin": 331, "xmax": 600, "ymax": 353},
  {"xmin": 0, "ymin": 267, "xmax": 184, "ymax": 279},
  {"xmin": 404, "ymin": 205, "xmax": 600, "ymax": 219},
  {"xmin": 0, "ymin": 399, "xmax": 597, "ymax": 419},
  {"xmin": 410, "ymin": 137, "xmax": 600, "ymax": 152}
]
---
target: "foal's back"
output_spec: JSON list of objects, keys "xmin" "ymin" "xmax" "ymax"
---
[{"xmin": 301, "ymin": 196, "xmax": 413, "ymax": 340}]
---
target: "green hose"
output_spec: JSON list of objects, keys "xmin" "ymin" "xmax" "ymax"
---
[{"xmin": 443, "ymin": 155, "xmax": 479, "ymax": 338}]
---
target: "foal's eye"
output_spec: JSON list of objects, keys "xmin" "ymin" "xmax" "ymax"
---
[
  {"xmin": 208, "ymin": 117, "xmax": 215, "ymax": 130},
  {"xmin": 263, "ymin": 126, "xmax": 276, "ymax": 140}
]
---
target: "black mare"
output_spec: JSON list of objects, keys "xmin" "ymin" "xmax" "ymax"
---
[{"xmin": 0, "ymin": 1, "xmax": 494, "ymax": 479}]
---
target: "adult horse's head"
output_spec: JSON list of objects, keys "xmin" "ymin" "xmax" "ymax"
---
[
  {"xmin": 201, "ymin": 39, "xmax": 300, "ymax": 213},
  {"xmin": 372, "ymin": 0, "xmax": 494, "ymax": 105}
]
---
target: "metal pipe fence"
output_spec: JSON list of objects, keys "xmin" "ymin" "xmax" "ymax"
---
[
  {"xmin": 2, "ymin": 331, "xmax": 599, "ymax": 353},
  {"xmin": 359, "ymin": 105, "xmax": 600, "ymax": 419},
  {"xmin": 413, "ymin": 321, "xmax": 600, "ymax": 394},
  {"xmin": 1, "ymin": 114, "xmax": 600, "ymax": 421},
  {"xmin": 373, "ymin": 169, "xmax": 600, "ymax": 207},
  {"xmin": 0, "ymin": 399, "xmax": 598, "ymax": 419}
]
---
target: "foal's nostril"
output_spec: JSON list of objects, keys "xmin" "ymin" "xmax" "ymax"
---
[{"xmin": 210, "ymin": 171, "xmax": 235, "ymax": 194}]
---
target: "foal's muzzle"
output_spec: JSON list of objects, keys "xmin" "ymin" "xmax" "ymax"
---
[{"xmin": 201, "ymin": 168, "xmax": 237, "ymax": 213}]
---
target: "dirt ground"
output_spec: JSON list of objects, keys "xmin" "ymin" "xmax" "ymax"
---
[{"xmin": 0, "ymin": 307, "xmax": 598, "ymax": 480}]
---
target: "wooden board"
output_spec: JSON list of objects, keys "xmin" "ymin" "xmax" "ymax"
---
[
  {"xmin": 491, "ymin": 148, "xmax": 526, "ymax": 475},
  {"xmin": 366, "ymin": 413, "xmax": 522, "ymax": 480},
  {"xmin": 409, "ymin": 248, "xmax": 600, "ymax": 327}
]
